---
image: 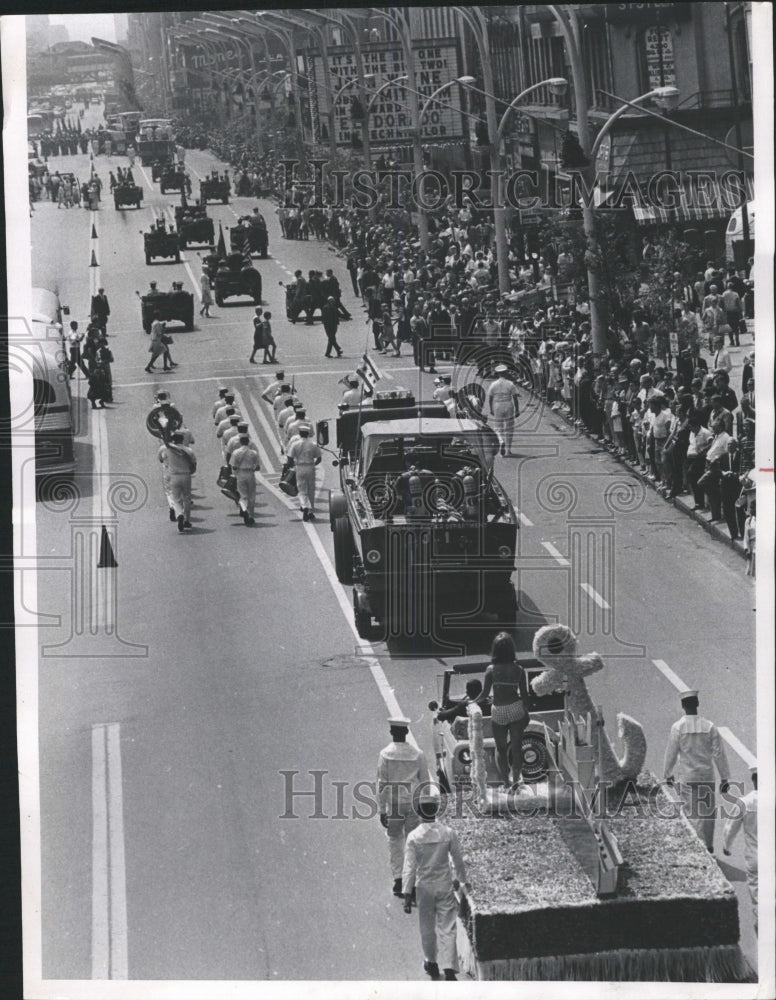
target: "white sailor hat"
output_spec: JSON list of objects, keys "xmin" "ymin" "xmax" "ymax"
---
[
  {"xmin": 388, "ymin": 716, "xmax": 411, "ymax": 729},
  {"xmin": 494, "ymin": 364, "xmax": 508, "ymax": 374},
  {"xmin": 680, "ymin": 689, "xmax": 699, "ymax": 701}
]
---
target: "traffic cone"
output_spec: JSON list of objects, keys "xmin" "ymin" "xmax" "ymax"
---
[
  {"xmin": 97, "ymin": 526, "xmax": 117, "ymax": 568},
  {"xmin": 91, "ymin": 223, "xmax": 98, "ymax": 239},
  {"xmin": 90, "ymin": 249, "xmax": 99, "ymax": 267}
]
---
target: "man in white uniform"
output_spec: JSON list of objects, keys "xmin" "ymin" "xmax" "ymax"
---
[
  {"xmin": 722, "ymin": 766, "xmax": 758, "ymax": 932},
  {"xmin": 485, "ymin": 363, "xmax": 520, "ymax": 455},
  {"xmin": 159, "ymin": 431, "xmax": 196, "ymax": 532},
  {"xmin": 402, "ymin": 792, "xmax": 470, "ymax": 981},
  {"xmin": 261, "ymin": 371, "xmax": 286, "ymax": 405},
  {"xmin": 287, "ymin": 426, "xmax": 321, "ymax": 521},
  {"xmin": 377, "ymin": 717, "xmax": 429, "ymax": 898},
  {"xmin": 230, "ymin": 434, "xmax": 260, "ymax": 525},
  {"xmin": 663, "ymin": 690, "xmax": 731, "ymax": 851}
]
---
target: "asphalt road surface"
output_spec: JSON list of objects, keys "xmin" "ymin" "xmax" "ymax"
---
[{"xmin": 28, "ymin": 131, "xmax": 759, "ymax": 984}]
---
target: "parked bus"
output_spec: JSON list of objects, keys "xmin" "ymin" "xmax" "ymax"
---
[{"xmin": 30, "ymin": 287, "xmax": 75, "ymax": 478}]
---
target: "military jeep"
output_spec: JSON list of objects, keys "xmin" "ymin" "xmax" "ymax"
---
[
  {"xmin": 113, "ymin": 182, "xmax": 143, "ymax": 210},
  {"xmin": 213, "ymin": 252, "xmax": 262, "ymax": 306},
  {"xmin": 159, "ymin": 165, "xmax": 186, "ymax": 195},
  {"xmin": 200, "ymin": 174, "xmax": 230, "ymax": 205},
  {"xmin": 229, "ymin": 214, "xmax": 269, "ymax": 258},
  {"xmin": 138, "ymin": 287, "xmax": 195, "ymax": 334},
  {"xmin": 175, "ymin": 205, "xmax": 214, "ymax": 248},
  {"xmin": 324, "ymin": 392, "xmax": 518, "ymax": 638},
  {"xmin": 143, "ymin": 224, "xmax": 181, "ymax": 265}
]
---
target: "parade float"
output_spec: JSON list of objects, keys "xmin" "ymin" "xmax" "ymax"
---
[{"xmin": 441, "ymin": 625, "xmax": 754, "ymax": 983}]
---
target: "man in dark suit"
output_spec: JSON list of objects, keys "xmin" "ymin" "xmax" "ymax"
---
[
  {"xmin": 90, "ymin": 287, "xmax": 110, "ymax": 336},
  {"xmin": 321, "ymin": 297, "xmax": 343, "ymax": 358}
]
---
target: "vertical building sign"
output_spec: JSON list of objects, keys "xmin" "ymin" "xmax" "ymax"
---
[
  {"xmin": 309, "ymin": 39, "xmax": 463, "ymax": 149},
  {"xmin": 643, "ymin": 26, "xmax": 676, "ymax": 89}
]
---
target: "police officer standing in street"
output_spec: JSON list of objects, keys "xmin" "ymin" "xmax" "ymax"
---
[
  {"xmin": 663, "ymin": 689, "xmax": 731, "ymax": 851},
  {"xmin": 377, "ymin": 717, "xmax": 429, "ymax": 899},
  {"xmin": 403, "ymin": 791, "xmax": 470, "ymax": 981},
  {"xmin": 485, "ymin": 363, "xmax": 521, "ymax": 456}
]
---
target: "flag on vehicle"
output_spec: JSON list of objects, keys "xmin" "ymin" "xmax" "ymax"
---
[{"xmin": 357, "ymin": 353, "xmax": 383, "ymax": 389}]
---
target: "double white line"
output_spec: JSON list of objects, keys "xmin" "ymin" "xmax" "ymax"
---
[{"xmin": 91, "ymin": 722, "xmax": 128, "ymax": 979}]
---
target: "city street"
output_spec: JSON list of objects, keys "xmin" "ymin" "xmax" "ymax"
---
[{"xmin": 30, "ymin": 134, "xmax": 758, "ymax": 981}]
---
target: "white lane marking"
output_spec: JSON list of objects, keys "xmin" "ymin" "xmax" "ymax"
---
[
  {"xmin": 247, "ymin": 385, "xmax": 284, "ymax": 464},
  {"xmin": 580, "ymin": 582, "xmax": 611, "ymax": 610},
  {"xmin": 652, "ymin": 658, "xmax": 690, "ymax": 693},
  {"xmin": 91, "ymin": 725, "xmax": 109, "ymax": 979},
  {"xmin": 254, "ymin": 471, "xmax": 418, "ymax": 747},
  {"xmin": 232, "ymin": 388, "xmax": 277, "ymax": 475},
  {"xmin": 136, "ymin": 162, "xmax": 153, "ymax": 189},
  {"xmin": 91, "ymin": 723, "xmax": 128, "ymax": 979},
  {"xmin": 107, "ymin": 724, "xmax": 128, "ymax": 978},
  {"xmin": 516, "ymin": 510, "xmax": 534, "ymax": 527},
  {"xmin": 541, "ymin": 541, "xmax": 570, "ymax": 566},
  {"xmin": 718, "ymin": 727, "xmax": 757, "ymax": 767}
]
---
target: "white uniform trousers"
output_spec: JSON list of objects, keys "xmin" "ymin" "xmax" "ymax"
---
[
  {"xmin": 234, "ymin": 471, "xmax": 256, "ymax": 517},
  {"xmin": 491, "ymin": 410, "xmax": 515, "ymax": 452},
  {"xmin": 169, "ymin": 473, "xmax": 192, "ymax": 520},
  {"xmin": 417, "ymin": 883, "xmax": 459, "ymax": 972},
  {"xmin": 295, "ymin": 462, "xmax": 316, "ymax": 512},
  {"xmin": 161, "ymin": 467, "xmax": 173, "ymax": 508},
  {"xmin": 679, "ymin": 781, "xmax": 717, "ymax": 849},
  {"xmin": 385, "ymin": 806, "xmax": 419, "ymax": 879}
]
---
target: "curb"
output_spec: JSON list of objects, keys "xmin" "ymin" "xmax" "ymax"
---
[{"xmin": 519, "ymin": 379, "xmax": 748, "ymax": 561}]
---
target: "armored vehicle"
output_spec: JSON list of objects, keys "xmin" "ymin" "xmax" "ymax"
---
[
  {"xmin": 324, "ymin": 391, "xmax": 518, "ymax": 638},
  {"xmin": 200, "ymin": 174, "xmax": 230, "ymax": 205},
  {"xmin": 229, "ymin": 214, "xmax": 269, "ymax": 258},
  {"xmin": 138, "ymin": 286, "xmax": 194, "ymax": 334},
  {"xmin": 143, "ymin": 222, "xmax": 181, "ymax": 265},
  {"xmin": 159, "ymin": 165, "xmax": 186, "ymax": 195},
  {"xmin": 113, "ymin": 182, "xmax": 143, "ymax": 210},
  {"xmin": 175, "ymin": 205, "xmax": 214, "ymax": 248},
  {"xmin": 151, "ymin": 158, "xmax": 174, "ymax": 183},
  {"xmin": 213, "ymin": 252, "xmax": 262, "ymax": 306}
]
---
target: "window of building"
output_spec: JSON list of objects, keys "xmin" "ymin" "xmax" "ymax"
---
[{"xmin": 583, "ymin": 23, "xmax": 612, "ymax": 107}]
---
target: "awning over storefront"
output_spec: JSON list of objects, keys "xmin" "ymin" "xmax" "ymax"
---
[{"xmin": 632, "ymin": 174, "xmax": 754, "ymax": 225}]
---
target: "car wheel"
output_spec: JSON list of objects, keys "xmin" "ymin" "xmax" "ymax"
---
[
  {"xmin": 185, "ymin": 308, "xmax": 194, "ymax": 331},
  {"xmin": 175, "ymin": 251, "xmax": 180, "ymax": 262},
  {"xmin": 145, "ymin": 254, "xmax": 151, "ymax": 265},
  {"xmin": 333, "ymin": 516, "xmax": 354, "ymax": 584},
  {"xmin": 215, "ymin": 293, "xmax": 224, "ymax": 307},
  {"xmin": 329, "ymin": 492, "xmax": 347, "ymax": 530},
  {"xmin": 520, "ymin": 732, "xmax": 550, "ymax": 784},
  {"xmin": 354, "ymin": 608, "xmax": 372, "ymax": 639}
]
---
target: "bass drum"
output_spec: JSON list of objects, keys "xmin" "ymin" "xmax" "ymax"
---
[{"xmin": 146, "ymin": 404, "xmax": 183, "ymax": 440}]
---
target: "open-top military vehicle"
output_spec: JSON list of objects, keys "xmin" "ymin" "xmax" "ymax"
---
[
  {"xmin": 229, "ymin": 213, "xmax": 269, "ymax": 258},
  {"xmin": 429, "ymin": 659, "xmax": 567, "ymax": 790},
  {"xmin": 158, "ymin": 165, "xmax": 186, "ymax": 195},
  {"xmin": 200, "ymin": 173, "xmax": 230, "ymax": 205},
  {"xmin": 113, "ymin": 182, "xmax": 143, "ymax": 210},
  {"xmin": 174, "ymin": 204, "xmax": 214, "ymax": 248},
  {"xmin": 137, "ymin": 285, "xmax": 195, "ymax": 334},
  {"xmin": 324, "ymin": 390, "xmax": 518, "ymax": 638},
  {"xmin": 143, "ymin": 221, "xmax": 181, "ymax": 265},
  {"xmin": 150, "ymin": 158, "xmax": 174, "ymax": 182},
  {"xmin": 213, "ymin": 252, "xmax": 262, "ymax": 306}
]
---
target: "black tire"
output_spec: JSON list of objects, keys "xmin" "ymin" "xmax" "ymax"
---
[
  {"xmin": 355, "ymin": 607, "xmax": 372, "ymax": 639},
  {"xmin": 333, "ymin": 516, "xmax": 354, "ymax": 584},
  {"xmin": 184, "ymin": 307, "xmax": 194, "ymax": 331},
  {"xmin": 145, "ymin": 254, "xmax": 151, "ymax": 265},
  {"xmin": 160, "ymin": 185, "xmax": 166, "ymax": 195},
  {"xmin": 329, "ymin": 492, "xmax": 347, "ymax": 530},
  {"xmin": 520, "ymin": 732, "xmax": 550, "ymax": 784},
  {"xmin": 215, "ymin": 293, "xmax": 224, "ymax": 307}
]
